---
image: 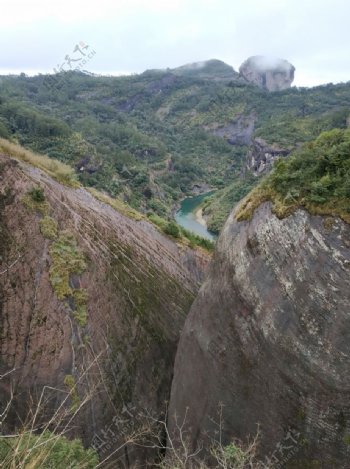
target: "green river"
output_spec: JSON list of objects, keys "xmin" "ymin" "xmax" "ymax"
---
[{"xmin": 175, "ymin": 191, "xmax": 217, "ymax": 241}]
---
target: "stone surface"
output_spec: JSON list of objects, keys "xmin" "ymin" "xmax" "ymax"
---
[
  {"xmin": 209, "ymin": 113, "xmax": 256, "ymax": 146},
  {"xmin": 246, "ymin": 137, "xmax": 290, "ymax": 174},
  {"xmin": 169, "ymin": 202, "xmax": 350, "ymax": 468},
  {"xmin": 239, "ymin": 56, "xmax": 295, "ymax": 91},
  {"xmin": 0, "ymin": 154, "xmax": 209, "ymax": 466}
]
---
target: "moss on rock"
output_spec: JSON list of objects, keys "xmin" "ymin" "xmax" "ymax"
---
[{"xmin": 39, "ymin": 216, "xmax": 58, "ymax": 240}]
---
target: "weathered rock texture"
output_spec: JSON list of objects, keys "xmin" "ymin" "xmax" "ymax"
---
[
  {"xmin": 169, "ymin": 202, "xmax": 350, "ymax": 468},
  {"xmin": 209, "ymin": 113, "xmax": 256, "ymax": 146},
  {"xmin": 246, "ymin": 137, "xmax": 290, "ymax": 174},
  {"xmin": 0, "ymin": 154, "xmax": 209, "ymax": 466},
  {"xmin": 239, "ymin": 56, "xmax": 295, "ymax": 91}
]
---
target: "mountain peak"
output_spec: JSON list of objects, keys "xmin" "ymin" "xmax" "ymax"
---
[{"xmin": 168, "ymin": 59, "xmax": 239, "ymax": 82}]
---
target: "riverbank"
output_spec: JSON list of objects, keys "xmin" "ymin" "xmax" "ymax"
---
[{"xmin": 194, "ymin": 207, "xmax": 207, "ymax": 227}]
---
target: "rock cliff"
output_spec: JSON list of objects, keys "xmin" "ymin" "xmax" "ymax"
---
[
  {"xmin": 239, "ymin": 56, "xmax": 295, "ymax": 91},
  {"xmin": 169, "ymin": 201, "xmax": 350, "ymax": 468},
  {"xmin": 0, "ymin": 153, "xmax": 209, "ymax": 466},
  {"xmin": 246, "ymin": 137, "xmax": 290, "ymax": 174}
]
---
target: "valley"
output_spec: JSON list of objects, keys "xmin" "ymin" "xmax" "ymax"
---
[{"xmin": 0, "ymin": 56, "xmax": 350, "ymax": 468}]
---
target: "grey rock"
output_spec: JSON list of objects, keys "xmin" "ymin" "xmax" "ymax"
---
[
  {"xmin": 211, "ymin": 113, "xmax": 256, "ymax": 146},
  {"xmin": 169, "ymin": 202, "xmax": 350, "ymax": 468},
  {"xmin": 239, "ymin": 56, "xmax": 295, "ymax": 91},
  {"xmin": 246, "ymin": 137, "xmax": 290, "ymax": 174}
]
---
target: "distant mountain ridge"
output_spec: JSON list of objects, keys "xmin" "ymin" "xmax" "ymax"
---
[{"xmin": 0, "ymin": 58, "xmax": 349, "ymax": 237}]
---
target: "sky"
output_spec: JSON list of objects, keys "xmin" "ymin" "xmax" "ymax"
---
[{"xmin": 1, "ymin": 0, "xmax": 349, "ymax": 87}]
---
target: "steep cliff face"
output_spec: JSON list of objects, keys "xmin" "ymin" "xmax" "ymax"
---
[
  {"xmin": 0, "ymin": 153, "xmax": 209, "ymax": 465},
  {"xmin": 246, "ymin": 137, "xmax": 290, "ymax": 174},
  {"xmin": 239, "ymin": 56, "xmax": 295, "ymax": 91},
  {"xmin": 169, "ymin": 202, "xmax": 350, "ymax": 468},
  {"xmin": 209, "ymin": 113, "xmax": 256, "ymax": 146}
]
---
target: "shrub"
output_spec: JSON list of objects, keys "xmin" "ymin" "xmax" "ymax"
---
[
  {"xmin": 64, "ymin": 374, "xmax": 81, "ymax": 412},
  {"xmin": 22, "ymin": 188, "xmax": 50, "ymax": 215},
  {"xmin": 163, "ymin": 221, "xmax": 180, "ymax": 238},
  {"xmin": 49, "ymin": 231, "xmax": 87, "ymax": 300},
  {"xmin": 29, "ymin": 186, "xmax": 45, "ymax": 202},
  {"xmin": 39, "ymin": 216, "xmax": 58, "ymax": 240},
  {"xmin": 0, "ymin": 430, "xmax": 98, "ymax": 468},
  {"xmin": 49, "ymin": 231, "xmax": 88, "ymax": 327},
  {"xmin": 237, "ymin": 129, "xmax": 350, "ymax": 223}
]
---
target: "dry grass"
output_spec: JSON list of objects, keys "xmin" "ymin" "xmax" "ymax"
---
[
  {"xmin": 87, "ymin": 187, "xmax": 144, "ymax": 221},
  {"xmin": 0, "ymin": 138, "xmax": 79, "ymax": 188}
]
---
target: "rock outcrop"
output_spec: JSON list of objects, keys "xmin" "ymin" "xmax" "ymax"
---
[
  {"xmin": 246, "ymin": 137, "xmax": 290, "ymax": 174},
  {"xmin": 169, "ymin": 202, "xmax": 350, "ymax": 468},
  {"xmin": 209, "ymin": 113, "xmax": 256, "ymax": 146},
  {"xmin": 0, "ymin": 154, "xmax": 209, "ymax": 466},
  {"xmin": 239, "ymin": 56, "xmax": 295, "ymax": 91}
]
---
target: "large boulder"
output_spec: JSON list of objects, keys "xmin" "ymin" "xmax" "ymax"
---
[
  {"xmin": 239, "ymin": 56, "xmax": 295, "ymax": 91},
  {"xmin": 0, "ymin": 153, "xmax": 209, "ymax": 466},
  {"xmin": 169, "ymin": 202, "xmax": 350, "ymax": 468}
]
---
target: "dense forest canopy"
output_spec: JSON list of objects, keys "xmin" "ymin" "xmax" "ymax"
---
[{"xmin": 0, "ymin": 67, "xmax": 349, "ymax": 233}]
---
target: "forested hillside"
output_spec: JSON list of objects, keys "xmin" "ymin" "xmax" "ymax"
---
[{"xmin": 1, "ymin": 61, "xmax": 349, "ymax": 233}]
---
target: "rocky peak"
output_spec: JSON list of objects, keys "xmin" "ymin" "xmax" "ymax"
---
[{"xmin": 239, "ymin": 55, "xmax": 295, "ymax": 91}]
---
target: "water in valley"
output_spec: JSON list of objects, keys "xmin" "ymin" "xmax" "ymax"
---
[{"xmin": 175, "ymin": 191, "xmax": 217, "ymax": 241}]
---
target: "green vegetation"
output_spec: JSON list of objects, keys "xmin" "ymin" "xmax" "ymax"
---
[
  {"xmin": 72, "ymin": 289, "xmax": 88, "ymax": 327},
  {"xmin": 49, "ymin": 231, "xmax": 88, "ymax": 326},
  {"xmin": 147, "ymin": 212, "xmax": 214, "ymax": 250},
  {"xmin": 237, "ymin": 129, "xmax": 350, "ymax": 223},
  {"xmin": 1, "ymin": 70, "xmax": 350, "ymax": 234},
  {"xmin": 203, "ymin": 174, "xmax": 258, "ymax": 233},
  {"xmin": 39, "ymin": 215, "xmax": 58, "ymax": 240},
  {"xmin": 49, "ymin": 231, "xmax": 87, "ymax": 299},
  {"xmin": 28, "ymin": 185, "xmax": 45, "ymax": 202},
  {"xmin": 179, "ymin": 226, "xmax": 215, "ymax": 250},
  {"xmin": 163, "ymin": 220, "xmax": 180, "ymax": 238},
  {"xmin": 64, "ymin": 374, "xmax": 81, "ymax": 411},
  {"xmin": 22, "ymin": 187, "xmax": 50, "ymax": 215},
  {"xmin": 0, "ymin": 430, "xmax": 98, "ymax": 468}
]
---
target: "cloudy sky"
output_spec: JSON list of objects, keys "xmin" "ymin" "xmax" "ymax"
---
[{"xmin": 1, "ymin": 0, "xmax": 349, "ymax": 87}]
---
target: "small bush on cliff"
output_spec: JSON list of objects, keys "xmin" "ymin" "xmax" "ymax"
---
[
  {"xmin": 39, "ymin": 215, "xmax": 58, "ymax": 240},
  {"xmin": 22, "ymin": 187, "xmax": 50, "ymax": 215},
  {"xmin": 49, "ymin": 231, "xmax": 87, "ymax": 299},
  {"xmin": 64, "ymin": 374, "xmax": 81, "ymax": 412},
  {"xmin": 237, "ymin": 128, "xmax": 350, "ymax": 223},
  {"xmin": 49, "ymin": 231, "xmax": 88, "ymax": 326},
  {"xmin": 29, "ymin": 185, "xmax": 45, "ymax": 202},
  {"xmin": 72, "ymin": 289, "xmax": 88, "ymax": 327}
]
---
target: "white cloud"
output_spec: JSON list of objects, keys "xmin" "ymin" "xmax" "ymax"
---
[{"xmin": 1, "ymin": 0, "xmax": 350, "ymax": 86}]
